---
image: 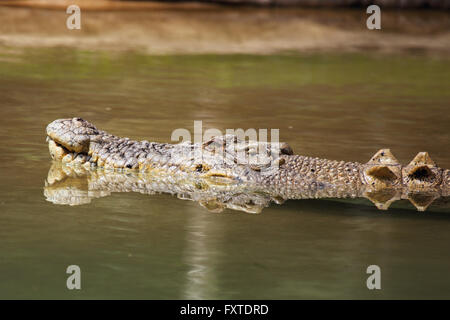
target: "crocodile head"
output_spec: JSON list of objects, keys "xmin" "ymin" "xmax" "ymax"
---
[{"xmin": 46, "ymin": 117, "xmax": 99, "ymax": 164}]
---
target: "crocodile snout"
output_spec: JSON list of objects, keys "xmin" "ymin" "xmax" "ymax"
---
[{"xmin": 46, "ymin": 117, "xmax": 99, "ymax": 154}]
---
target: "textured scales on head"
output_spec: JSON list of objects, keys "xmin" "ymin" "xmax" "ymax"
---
[
  {"xmin": 47, "ymin": 117, "xmax": 99, "ymax": 153},
  {"xmin": 46, "ymin": 117, "xmax": 101, "ymax": 164}
]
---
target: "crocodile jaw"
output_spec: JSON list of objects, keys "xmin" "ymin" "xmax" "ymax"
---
[
  {"xmin": 46, "ymin": 118, "xmax": 99, "ymax": 165},
  {"xmin": 47, "ymin": 137, "xmax": 92, "ymax": 165}
]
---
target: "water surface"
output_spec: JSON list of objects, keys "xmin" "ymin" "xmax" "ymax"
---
[{"xmin": 0, "ymin": 49, "xmax": 449, "ymax": 299}]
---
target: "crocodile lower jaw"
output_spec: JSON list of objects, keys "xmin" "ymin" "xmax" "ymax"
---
[{"xmin": 47, "ymin": 137, "xmax": 92, "ymax": 166}]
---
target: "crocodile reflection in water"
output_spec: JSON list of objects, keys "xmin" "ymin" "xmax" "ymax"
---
[
  {"xmin": 44, "ymin": 162, "xmax": 449, "ymax": 213},
  {"xmin": 44, "ymin": 118, "xmax": 449, "ymax": 213}
]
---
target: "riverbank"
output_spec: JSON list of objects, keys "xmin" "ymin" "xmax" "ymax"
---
[
  {"xmin": 2, "ymin": 0, "xmax": 449, "ymax": 9},
  {"xmin": 0, "ymin": 4, "xmax": 449, "ymax": 54}
]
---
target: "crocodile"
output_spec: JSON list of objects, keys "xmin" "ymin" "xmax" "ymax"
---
[
  {"xmin": 45, "ymin": 117, "xmax": 450, "ymax": 212},
  {"xmin": 44, "ymin": 162, "xmax": 450, "ymax": 213}
]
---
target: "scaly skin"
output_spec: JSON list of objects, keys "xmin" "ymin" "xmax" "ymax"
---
[
  {"xmin": 46, "ymin": 117, "xmax": 450, "ymax": 211},
  {"xmin": 44, "ymin": 162, "xmax": 450, "ymax": 213}
]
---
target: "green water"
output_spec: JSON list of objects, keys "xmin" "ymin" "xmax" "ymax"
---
[{"xmin": 0, "ymin": 49, "xmax": 449, "ymax": 299}]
